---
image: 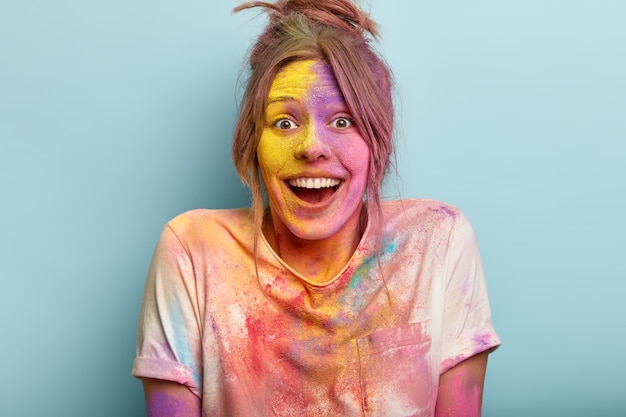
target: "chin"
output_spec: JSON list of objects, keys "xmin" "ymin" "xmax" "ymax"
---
[{"xmin": 287, "ymin": 222, "xmax": 343, "ymax": 241}]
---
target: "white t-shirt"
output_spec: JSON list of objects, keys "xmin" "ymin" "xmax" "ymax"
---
[{"xmin": 133, "ymin": 199, "xmax": 501, "ymax": 416}]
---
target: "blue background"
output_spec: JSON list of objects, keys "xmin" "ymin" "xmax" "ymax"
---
[{"xmin": 1, "ymin": 1, "xmax": 624, "ymax": 415}]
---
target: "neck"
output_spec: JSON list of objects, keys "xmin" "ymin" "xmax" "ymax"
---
[{"xmin": 263, "ymin": 207, "xmax": 366, "ymax": 285}]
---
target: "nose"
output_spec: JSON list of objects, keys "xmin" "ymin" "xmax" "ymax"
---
[{"xmin": 294, "ymin": 126, "xmax": 331, "ymax": 161}]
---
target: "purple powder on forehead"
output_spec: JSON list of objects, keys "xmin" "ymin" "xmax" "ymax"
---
[{"xmin": 309, "ymin": 61, "xmax": 346, "ymax": 105}]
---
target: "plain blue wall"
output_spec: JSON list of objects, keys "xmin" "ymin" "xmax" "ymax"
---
[{"xmin": 1, "ymin": 1, "xmax": 624, "ymax": 415}]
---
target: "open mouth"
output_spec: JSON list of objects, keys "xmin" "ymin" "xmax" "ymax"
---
[{"xmin": 287, "ymin": 177, "xmax": 341, "ymax": 204}]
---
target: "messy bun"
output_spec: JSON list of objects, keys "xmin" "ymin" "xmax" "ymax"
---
[
  {"xmin": 234, "ymin": 0, "xmax": 379, "ymax": 38},
  {"xmin": 232, "ymin": 0, "xmax": 395, "ymax": 245}
]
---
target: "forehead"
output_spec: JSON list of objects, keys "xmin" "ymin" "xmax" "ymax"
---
[{"xmin": 268, "ymin": 59, "xmax": 342, "ymax": 103}]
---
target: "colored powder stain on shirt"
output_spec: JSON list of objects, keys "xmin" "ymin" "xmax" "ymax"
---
[
  {"xmin": 427, "ymin": 205, "xmax": 458, "ymax": 221},
  {"xmin": 473, "ymin": 331, "xmax": 500, "ymax": 352},
  {"xmin": 382, "ymin": 239, "xmax": 399, "ymax": 259},
  {"xmin": 348, "ymin": 262, "xmax": 370, "ymax": 291},
  {"xmin": 133, "ymin": 200, "xmax": 501, "ymax": 416},
  {"xmin": 244, "ymin": 315, "xmax": 265, "ymax": 376},
  {"xmin": 167, "ymin": 300, "xmax": 197, "ymax": 373},
  {"xmin": 439, "ymin": 205, "xmax": 457, "ymax": 218},
  {"xmin": 348, "ymin": 238, "xmax": 399, "ymax": 290}
]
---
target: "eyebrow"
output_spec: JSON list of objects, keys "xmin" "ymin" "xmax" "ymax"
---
[{"xmin": 267, "ymin": 96, "xmax": 298, "ymax": 105}]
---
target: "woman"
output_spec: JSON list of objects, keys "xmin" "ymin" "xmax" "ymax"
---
[{"xmin": 132, "ymin": 1, "xmax": 501, "ymax": 416}]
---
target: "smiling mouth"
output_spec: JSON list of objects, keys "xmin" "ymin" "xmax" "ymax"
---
[{"xmin": 287, "ymin": 177, "xmax": 342, "ymax": 204}]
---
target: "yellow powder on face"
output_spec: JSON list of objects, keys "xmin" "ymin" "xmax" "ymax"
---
[
  {"xmin": 257, "ymin": 60, "xmax": 320, "ymax": 170},
  {"xmin": 267, "ymin": 59, "xmax": 319, "ymax": 103},
  {"xmin": 257, "ymin": 61, "xmax": 325, "ymax": 235}
]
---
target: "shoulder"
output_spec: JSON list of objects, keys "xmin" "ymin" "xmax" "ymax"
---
[
  {"xmin": 378, "ymin": 199, "xmax": 480, "ymax": 253},
  {"xmin": 168, "ymin": 208, "xmax": 252, "ymax": 229},
  {"xmin": 164, "ymin": 208, "xmax": 254, "ymax": 248},
  {"xmin": 382, "ymin": 198, "xmax": 461, "ymax": 215},
  {"xmin": 381, "ymin": 199, "xmax": 464, "ymax": 231}
]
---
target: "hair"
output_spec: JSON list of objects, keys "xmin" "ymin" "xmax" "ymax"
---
[{"xmin": 232, "ymin": 0, "xmax": 395, "ymax": 247}]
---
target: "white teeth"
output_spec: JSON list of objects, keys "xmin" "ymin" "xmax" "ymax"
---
[{"xmin": 288, "ymin": 177, "xmax": 341, "ymax": 189}]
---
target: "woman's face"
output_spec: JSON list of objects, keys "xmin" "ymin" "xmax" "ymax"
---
[{"xmin": 257, "ymin": 59, "xmax": 370, "ymax": 242}]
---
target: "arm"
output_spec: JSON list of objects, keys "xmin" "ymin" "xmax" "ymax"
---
[
  {"xmin": 142, "ymin": 378, "xmax": 201, "ymax": 417},
  {"xmin": 435, "ymin": 351, "xmax": 489, "ymax": 417},
  {"xmin": 134, "ymin": 224, "xmax": 204, "ymax": 416}
]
